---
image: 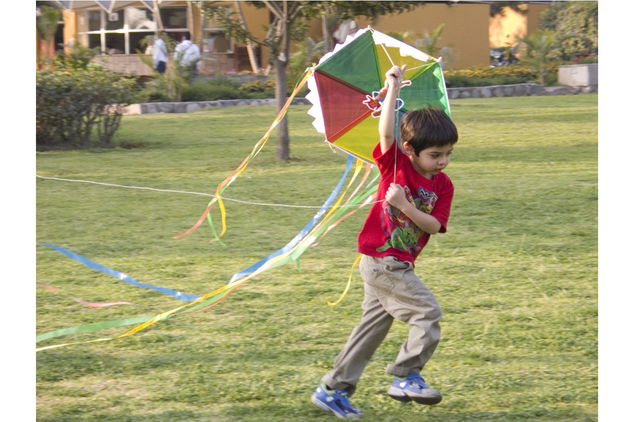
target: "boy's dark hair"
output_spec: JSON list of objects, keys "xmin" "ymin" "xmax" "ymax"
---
[{"xmin": 400, "ymin": 106, "xmax": 458, "ymax": 155}]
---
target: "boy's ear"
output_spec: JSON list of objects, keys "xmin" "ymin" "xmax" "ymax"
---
[{"xmin": 402, "ymin": 141, "xmax": 415, "ymax": 156}]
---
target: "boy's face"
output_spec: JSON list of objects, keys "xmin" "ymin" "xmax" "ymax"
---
[{"xmin": 404, "ymin": 143, "xmax": 454, "ymax": 180}]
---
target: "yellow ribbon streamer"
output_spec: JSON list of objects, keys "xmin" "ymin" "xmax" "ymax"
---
[{"xmin": 328, "ymin": 254, "xmax": 363, "ymax": 306}]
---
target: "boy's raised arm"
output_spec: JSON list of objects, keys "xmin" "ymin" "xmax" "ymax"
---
[{"xmin": 379, "ymin": 65, "xmax": 406, "ymax": 154}]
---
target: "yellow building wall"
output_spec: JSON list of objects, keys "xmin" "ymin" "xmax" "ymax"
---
[
  {"xmin": 526, "ymin": 4, "xmax": 550, "ymax": 35},
  {"xmin": 62, "ymin": 10, "xmax": 77, "ymax": 53},
  {"xmin": 239, "ymin": 2, "xmax": 271, "ymax": 65},
  {"xmin": 354, "ymin": 2, "xmax": 491, "ymax": 69}
]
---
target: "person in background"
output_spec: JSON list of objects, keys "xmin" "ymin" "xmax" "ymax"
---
[
  {"xmin": 152, "ymin": 30, "xmax": 168, "ymax": 74},
  {"xmin": 174, "ymin": 32, "xmax": 201, "ymax": 76}
]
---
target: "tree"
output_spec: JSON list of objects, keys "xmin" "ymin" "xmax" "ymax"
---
[
  {"xmin": 387, "ymin": 25, "xmax": 453, "ymax": 67},
  {"xmin": 539, "ymin": 1, "xmax": 598, "ymax": 60},
  {"xmin": 203, "ymin": 1, "xmax": 419, "ymax": 160},
  {"xmin": 36, "ymin": 3, "xmax": 61, "ymax": 68},
  {"xmin": 517, "ymin": 29, "xmax": 560, "ymax": 85},
  {"xmin": 414, "ymin": 24, "xmax": 453, "ymax": 67}
]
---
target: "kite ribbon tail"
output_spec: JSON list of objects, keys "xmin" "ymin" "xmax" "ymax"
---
[
  {"xmin": 174, "ymin": 66, "xmax": 315, "ymax": 241},
  {"xmin": 115, "ymin": 283, "xmax": 230, "ymax": 339},
  {"xmin": 37, "ymin": 284, "xmax": 132, "ymax": 308},
  {"xmin": 328, "ymin": 254, "xmax": 363, "ymax": 307},
  {"xmin": 172, "ymin": 197, "xmax": 217, "ymax": 240}
]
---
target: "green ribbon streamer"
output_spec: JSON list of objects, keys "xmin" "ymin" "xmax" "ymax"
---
[{"xmin": 36, "ymin": 316, "xmax": 153, "ymax": 343}]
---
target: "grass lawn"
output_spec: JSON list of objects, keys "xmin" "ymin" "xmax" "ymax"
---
[{"xmin": 36, "ymin": 94, "xmax": 598, "ymax": 421}]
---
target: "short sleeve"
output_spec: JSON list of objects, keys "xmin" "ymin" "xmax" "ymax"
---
[
  {"xmin": 430, "ymin": 176, "xmax": 454, "ymax": 233},
  {"xmin": 373, "ymin": 142, "xmax": 404, "ymax": 179}
]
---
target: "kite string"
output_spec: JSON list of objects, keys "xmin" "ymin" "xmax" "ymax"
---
[
  {"xmin": 375, "ymin": 42, "xmax": 401, "ymax": 185},
  {"xmin": 36, "ymin": 174, "xmax": 373, "ymax": 210}
]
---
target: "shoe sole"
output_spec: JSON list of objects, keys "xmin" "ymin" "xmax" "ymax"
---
[{"xmin": 387, "ymin": 387, "xmax": 442, "ymax": 405}]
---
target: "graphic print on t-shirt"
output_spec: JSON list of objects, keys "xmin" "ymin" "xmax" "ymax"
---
[{"xmin": 377, "ymin": 185, "xmax": 438, "ymax": 255}]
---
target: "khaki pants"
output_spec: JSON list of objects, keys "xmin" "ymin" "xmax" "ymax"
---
[{"xmin": 322, "ymin": 255, "xmax": 442, "ymax": 395}]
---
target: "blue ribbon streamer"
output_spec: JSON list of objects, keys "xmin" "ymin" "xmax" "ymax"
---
[
  {"xmin": 228, "ymin": 155, "xmax": 354, "ymax": 284},
  {"xmin": 38, "ymin": 243, "xmax": 201, "ymax": 302}
]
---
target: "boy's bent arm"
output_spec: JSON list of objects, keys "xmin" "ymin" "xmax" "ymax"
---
[{"xmin": 386, "ymin": 183, "xmax": 442, "ymax": 234}]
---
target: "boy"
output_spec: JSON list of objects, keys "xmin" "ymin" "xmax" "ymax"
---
[{"xmin": 311, "ymin": 65, "xmax": 458, "ymax": 419}]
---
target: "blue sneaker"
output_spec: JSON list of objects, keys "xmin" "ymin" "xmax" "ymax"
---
[
  {"xmin": 387, "ymin": 373, "xmax": 442, "ymax": 405},
  {"xmin": 311, "ymin": 383, "xmax": 362, "ymax": 419}
]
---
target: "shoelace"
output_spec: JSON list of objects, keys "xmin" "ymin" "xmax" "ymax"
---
[
  {"xmin": 408, "ymin": 375, "xmax": 429, "ymax": 389},
  {"xmin": 336, "ymin": 391, "xmax": 359, "ymax": 413}
]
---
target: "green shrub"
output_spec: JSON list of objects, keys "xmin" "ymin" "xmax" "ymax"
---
[
  {"xmin": 182, "ymin": 78, "xmax": 243, "ymax": 101},
  {"xmin": 444, "ymin": 62, "xmax": 564, "ymax": 87},
  {"xmin": 444, "ymin": 64, "xmax": 536, "ymax": 87},
  {"xmin": 176, "ymin": 77, "xmax": 275, "ymax": 101},
  {"xmin": 238, "ymin": 79, "xmax": 275, "ymax": 99},
  {"xmin": 36, "ymin": 68, "xmax": 137, "ymax": 148},
  {"xmin": 53, "ymin": 44, "xmax": 99, "ymax": 71}
]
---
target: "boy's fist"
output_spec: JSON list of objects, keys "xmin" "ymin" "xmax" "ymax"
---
[{"xmin": 385, "ymin": 65, "xmax": 407, "ymax": 88}]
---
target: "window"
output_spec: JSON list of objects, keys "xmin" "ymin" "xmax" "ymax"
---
[
  {"xmin": 202, "ymin": 31, "xmax": 232, "ymax": 54},
  {"xmin": 202, "ymin": 10, "xmax": 233, "ymax": 54},
  {"xmin": 160, "ymin": 7, "xmax": 187, "ymax": 29},
  {"xmin": 105, "ymin": 10, "xmax": 124, "ymax": 31},
  {"xmin": 78, "ymin": 6, "xmax": 187, "ymax": 55}
]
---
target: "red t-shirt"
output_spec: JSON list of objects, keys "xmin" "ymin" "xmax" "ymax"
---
[{"xmin": 357, "ymin": 142, "xmax": 454, "ymax": 265}]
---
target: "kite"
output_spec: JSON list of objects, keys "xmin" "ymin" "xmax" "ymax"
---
[
  {"xmin": 119, "ymin": 28, "xmax": 451, "ymax": 335},
  {"xmin": 306, "ymin": 27, "xmax": 451, "ymax": 163},
  {"xmin": 36, "ymin": 27, "xmax": 451, "ymax": 351}
]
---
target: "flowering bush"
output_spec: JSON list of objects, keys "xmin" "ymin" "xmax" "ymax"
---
[
  {"xmin": 571, "ymin": 53, "xmax": 598, "ymax": 64},
  {"xmin": 444, "ymin": 62, "xmax": 563, "ymax": 87}
]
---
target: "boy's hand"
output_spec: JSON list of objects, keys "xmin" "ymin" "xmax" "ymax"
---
[
  {"xmin": 385, "ymin": 183, "xmax": 410, "ymax": 211},
  {"xmin": 384, "ymin": 65, "xmax": 407, "ymax": 90},
  {"xmin": 385, "ymin": 182, "xmax": 443, "ymax": 234}
]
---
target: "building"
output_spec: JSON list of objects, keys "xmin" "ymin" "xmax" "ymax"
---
[{"xmin": 41, "ymin": 1, "xmax": 550, "ymax": 75}]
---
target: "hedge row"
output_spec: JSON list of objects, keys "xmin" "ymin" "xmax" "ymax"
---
[
  {"xmin": 37, "ymin": 68, "xmax": 136, "ymax": 148},
  {"xmin": 444, "ymin": 62, "xmax": 563, "ymax": 87}
]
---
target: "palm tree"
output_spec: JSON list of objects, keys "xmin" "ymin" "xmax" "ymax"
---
[
  {"xmin": 517, "ymin": 30, "xmax": 560, "ymax": 85},
  {"xmin": 387, "ymin": 25, "xmax": 453, "ymax": 67},
  {"xmin": 414, "ymin": 24, "xmax": 453, "ymax": 66}
]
